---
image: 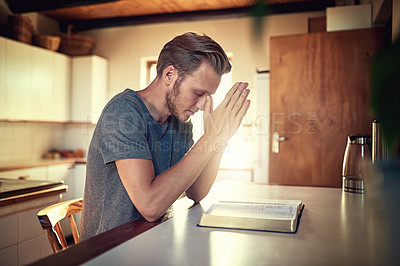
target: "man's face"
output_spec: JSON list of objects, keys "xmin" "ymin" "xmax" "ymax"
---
[{"xmin": 166, "ymin": 63, "xmax": 221, "ymax": 122}]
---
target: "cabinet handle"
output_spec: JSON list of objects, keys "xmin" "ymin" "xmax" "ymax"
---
[{"xmin": 18, "ymin": 175, "xmax": 29, "ymax": 180}]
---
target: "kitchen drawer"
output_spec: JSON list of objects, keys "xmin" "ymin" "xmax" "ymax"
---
[
  {"xmin": 0, "ymin": 167, "xmax": 47, "ymax": 181},
  {"xmin": 46, "ymin": 164, "xmax": 73, "ymax": 182},
  {"xmin": 0, "ymin": 244, "xmax": 18, "ymax": 266},
  {"xmin": 0, "ymin": 212, "xmax": 18, "ymax": 249}
]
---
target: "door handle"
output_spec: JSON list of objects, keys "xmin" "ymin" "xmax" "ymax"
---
[{"xmin": 272, "ymin": 132, "xmax": 288, "ymax": 153}]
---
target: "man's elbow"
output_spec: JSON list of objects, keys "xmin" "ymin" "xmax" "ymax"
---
[
  {"xmin": 138, "ymin": 205, "xmax": 163, "ymax": 223},
  {"xmin": 186, "ymin": 190, "xmax": 206, "ymax": 203}
]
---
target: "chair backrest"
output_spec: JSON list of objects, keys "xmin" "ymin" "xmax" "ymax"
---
[{"xmin": 37, "ymin": 197, "xmax": 83, "ymax": 253}]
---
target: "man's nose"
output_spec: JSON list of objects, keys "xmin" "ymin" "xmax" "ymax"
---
[{"xmin": 195, "ymin": 95, "xmax": 207, "ymax": 111}]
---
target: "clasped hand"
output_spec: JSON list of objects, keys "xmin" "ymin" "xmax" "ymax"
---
[{"xmin": 203, "ymin": 82, "xmax": 250, "ymax": 145}]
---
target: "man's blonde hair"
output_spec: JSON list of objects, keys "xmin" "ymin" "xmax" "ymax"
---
[{"xmin": 156, "ymin": 32, "xmax": 231, "ymax": 80}]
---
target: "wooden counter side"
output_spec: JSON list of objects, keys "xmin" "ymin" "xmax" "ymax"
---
[{"xmin": 0, "ymin": 185, "xmax": 68, "ymax": 216}]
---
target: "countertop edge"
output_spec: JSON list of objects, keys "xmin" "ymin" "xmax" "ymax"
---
[
  {"xmin": 0, "ymin": 184, "xmax": 68, "ymax": 207},
  {"xmin": 0, "ymin": 158, "xmax": 87, "ymax": 171}
]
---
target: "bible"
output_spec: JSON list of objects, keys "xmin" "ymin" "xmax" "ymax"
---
[{"xmin": 198, "ymin": 199, "xmax": 304, "ymax": 233}]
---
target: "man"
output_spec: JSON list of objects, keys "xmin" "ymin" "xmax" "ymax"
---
[{"xmin": 80, "ymin": 32, "xmax": 250, "ymax": 240}]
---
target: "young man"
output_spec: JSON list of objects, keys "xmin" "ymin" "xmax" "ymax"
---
[{"xmin": 80, "ymin": 32, "xmax": 250, "ymax": 240}]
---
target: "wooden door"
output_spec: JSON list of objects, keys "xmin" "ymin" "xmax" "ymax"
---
[{"xmin": 269, "ymin": 28, "xmax": 384, "ymax": 187}]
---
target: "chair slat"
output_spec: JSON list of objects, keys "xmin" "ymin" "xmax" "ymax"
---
[
  {"xmin": 54, "ymin": 222, "xmax": 68, "ymax": 249},
  {"xmin": 68, "ymin": 214, "xmax": 80, "ymax": 244}
]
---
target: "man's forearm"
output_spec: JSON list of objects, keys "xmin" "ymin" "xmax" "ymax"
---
[
  {"xmin": 185, "ymin": 143, "xmax": 225, "ymax": 202},
  {"xmin": 145, "ymin": 135, "xmax": 223, "ymax": 216}
]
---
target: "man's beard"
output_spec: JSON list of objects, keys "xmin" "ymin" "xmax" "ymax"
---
[{"xmin": 166, "ymin": 80, "xmax": 182, "ymax": 119}]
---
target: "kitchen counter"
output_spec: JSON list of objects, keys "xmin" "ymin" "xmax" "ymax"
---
[
  {"xmin": 0, "ymin": 178, "xmax": 67, "ymax": 216},
  {"xmin": 0, "ymin": 178, "xmax": 64, "ymax": 200},
  {"xmin": 0, "ymin": 158, "xmax": 86, "ymax": 172},
  {"xmin": 30, "ymin": 181, "xmax": 400, "ymax": 266}
]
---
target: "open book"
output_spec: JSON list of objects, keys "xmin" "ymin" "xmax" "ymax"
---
[{"xmin": 198, "ymin": 199, "xmax": 304, "ymax": 233}]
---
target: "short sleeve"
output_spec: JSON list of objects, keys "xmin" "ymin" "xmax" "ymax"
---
[{"xmin": 96, "ymin": 96, "xmax": 152, "ymax": 164}]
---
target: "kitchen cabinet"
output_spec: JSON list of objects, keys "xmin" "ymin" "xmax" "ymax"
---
[
  {"xmin": 0, "ymin": 167, "xmax": 47, "ymax": 181},
  {"xmin": 59, "ymin": 163, "xmax": 86, "ymax": 236},
  {"xmin": 0, "ymin": 162, "xmax": 86, "ymax": 250},
  {"xmin": 31, "ymin": 45, "xmax": 53, "ymax": 121},
  {"xmin": 46, "ymin": 163, "xmax": 75, "ymax": 202},
  {"xmin": 0, "ymin": 193, "xmax": 61, "ymax": 265},
  {"xmin": 52, "ymin": 53, "xmax": 70, "ymax": 122},
  {"xmin": 71, "ymin": 56, "xmax": 108, "ymax": 124},
  {"xmin": 63, "ymin": 163, "xmax": 85, "ymax": 200},
  {"xmin": 0, "ymin": 162, "xmax": 84, "ymax": 200},
  {"xmin": 46, "ymin": 164, "xmax": 72, "ymax": 183},
  {"xmin": 5, "ymin": 38, "xmax": 32, "ymax": 120},
  {"xmin": 0, "ymin": 36, "xmax": 70, "ymax": 122}
]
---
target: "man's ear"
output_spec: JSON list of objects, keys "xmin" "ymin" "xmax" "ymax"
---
[{"xmin": 163, "ymin": 65, "xmax": 177, "ymax": 86}]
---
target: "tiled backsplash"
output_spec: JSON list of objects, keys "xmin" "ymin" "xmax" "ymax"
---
[{"xmin": 0, "ymin": 122, "xmax": 95, "ymax": 165}]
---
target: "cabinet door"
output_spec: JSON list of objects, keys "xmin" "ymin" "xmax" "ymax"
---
[
  {"xmin": 90, "ymin": 56, "xmax": 107, "ymax": 123},
  {"xmin": 71, "ymin": 57, "xmax": 92, "ymax": 123},
  {"xmin": 52, "ymin": 53, "xmax": 70, "ymax": 121},
  {"xmin": 0, "ymin": 169, "xmax": 30, "ymax": 179},
  {"xmin": 71, "ymin": 56, "xmax": 108, "ymax": 123},
  {"xmin": 46, "ymin": 164, "xmax": 72, "ymax": 182},
  {"xmin": 0, "ymin": 166, "xmax": 46, "ymax": 180},
  {"xmin": 29, "ymin": 166, "xmax": 48, "ymax": 180},
  {"xmin": 6, "ymin": 39, "xmax": 32, "ymax": 120},
  {"xmin": 60, "ymin": 164, "xmax": 86, "ymax": 235},
  {"xmin": 0, "ymin": 38, "xmax": 5, "ymax": 119},
  {"xmin": 31, "ymin": 46, "xmax": 53, "ymax": 121}
]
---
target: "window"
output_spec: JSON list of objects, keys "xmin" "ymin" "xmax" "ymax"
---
[{"xmin": 146, "ymin": 60, "xmax": 157, "ymax": 85}]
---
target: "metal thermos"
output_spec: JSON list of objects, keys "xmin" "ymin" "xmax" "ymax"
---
[
  {"xmin": 372, "ymin": 120, "xmax": 388, "ymax": 163},
  {"xmin": 342, "ymin": 135, "xmax": 371, "ymax": 193}
]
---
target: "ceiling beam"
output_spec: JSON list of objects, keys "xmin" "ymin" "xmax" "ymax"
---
[
  {"xmin": 6, "ymin": 0, "xmax": 119, "ymax": 13},
  {"xmin": 59, "ymin": 0, "xmax": 335, "ymax": 32}
]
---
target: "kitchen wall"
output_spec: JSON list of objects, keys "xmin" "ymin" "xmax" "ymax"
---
[
  {"xmin": 0, "ymin": 122, "xmax": 64, "ymax": 164},
  {"xmin": 0, "ymin": 122, "xmax": 95, "ymax": 165},
  {"xmin": 82, "ymin": 11, "xmax": 325, "ymax": 120}
]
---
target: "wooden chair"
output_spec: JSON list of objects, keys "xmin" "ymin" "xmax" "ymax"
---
[{"xmin": 37, "ymin": 197, "xmax": 83, "ymax": 253}]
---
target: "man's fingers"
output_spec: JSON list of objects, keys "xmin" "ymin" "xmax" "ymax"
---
[
  {"xmin": 226, "ymin": 82, "xmax": 249, "ymax": 111},
  {"xmin": 219, "ymin": 82, "xmax": 241, "ymax": 108},
  {"xmin": 231, "ymin": 88, "xmax": 250, "ymax": 118},
  {"xmin": 232, "ymin": 100, "xmax": 251, "ymax": 130}
]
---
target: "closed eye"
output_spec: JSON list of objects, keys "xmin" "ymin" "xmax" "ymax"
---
[{"xmin": 195, "ymin": 91, "xmax": 204, "ymax": 97}]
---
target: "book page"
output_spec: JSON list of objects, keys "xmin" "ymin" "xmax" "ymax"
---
[{"xmin": 206, "ymin": 201, "xmax": 299, "ymax": 220}]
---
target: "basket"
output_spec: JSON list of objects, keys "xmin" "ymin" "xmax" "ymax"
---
[
  {"xmin": 33, "ymin": 35, "xmax": 61, "ymax": 51},
  {"xmin": 8, "ymin": 15, "xmax": 33, "ymax": 44},
  {"xmin": 59, "ymin": 25, "xmax": 96, "ymax": 56}
]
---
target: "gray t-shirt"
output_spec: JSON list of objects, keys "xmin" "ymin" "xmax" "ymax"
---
[{"xmin": 80, "ymin": 89, "xmax": 194, "ymax": 240}]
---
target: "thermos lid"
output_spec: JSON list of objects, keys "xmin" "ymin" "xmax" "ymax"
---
[{"xmin": 348, "ymin": 135, "xmax": 371, "ymax": 144}]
